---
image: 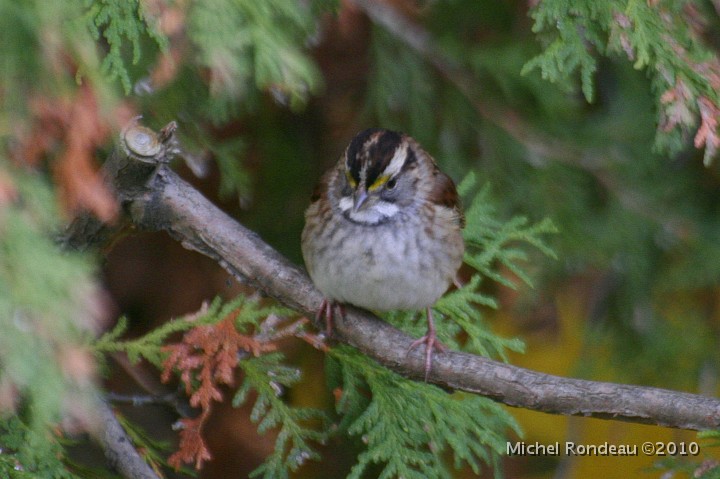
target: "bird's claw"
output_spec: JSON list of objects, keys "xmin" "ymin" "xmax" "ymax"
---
[
  {"xmin": 316, "ymin": 299, "xmax": 345, "ymax": 337},
  {"xmin": 407, "ymin": 333, "xmax": 447, "ymax": 382}
]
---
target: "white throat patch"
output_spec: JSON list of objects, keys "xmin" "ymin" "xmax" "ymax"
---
[{"xmin": 339, "ymin": 197, "xmax": 400, "ymax": 224}]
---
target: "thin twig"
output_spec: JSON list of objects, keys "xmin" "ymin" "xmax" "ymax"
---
[
  {"xmin": 106, "ymin": 392, "xmax": 173, "ymax": 407},
  {"xmin": 91, "ymin": 401, "xmax": 161, "ymax": 479},
  {"xmin": 106, "ymin": 392, "xmax": 192, "ymax": 416}
]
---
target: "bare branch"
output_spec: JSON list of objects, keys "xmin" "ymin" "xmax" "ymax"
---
[
  {"xmin": 67, "ymin": 123, "xmax": 720, "ymax": 434},
  {"xmin": 91, "ymin": 401, "xmax": 161, "ymax": 479}
]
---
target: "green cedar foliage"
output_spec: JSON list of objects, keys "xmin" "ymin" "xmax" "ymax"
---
[
  {"xmin": 523, "ymin": 0, "xmax": 720, "ymax": 163},
  {"xmin": 187, "ymin": 0, "xmax": 323, "ymax": 121},
  {"xmin": 234, "ymin": 354, "xmax": 328, "ymax": 479},
  {"xmin": 0, "ymin": 0, "xmax": 147, "ymax": 118},
  {"xmin": 0, "ymin": 171, "xmax": 100, "ymax": 478},
  {"xmin": 327, "ymin": 347, "xmax": 519, "ymax": 479},
  {"xmin": 0, "ymin": 417, "xmax": 82, "ymax": 479},
  {"xmin": 84, "ymin": 0, "xmax": 168, "ymax": 93}
]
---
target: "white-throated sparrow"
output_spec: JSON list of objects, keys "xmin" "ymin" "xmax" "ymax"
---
[{"xmin": 301, "ymin": 128, "xmax": 465, "ymax": 379}]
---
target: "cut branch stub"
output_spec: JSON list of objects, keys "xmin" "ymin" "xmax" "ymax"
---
[{"xmin": 123, "ymin": 124, "xmax": 164, "ymax": 159}]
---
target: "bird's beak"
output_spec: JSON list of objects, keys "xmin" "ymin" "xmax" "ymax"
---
[{"xmin": 353, "ymin": 187, "xmax": 368, "ymax": 212}]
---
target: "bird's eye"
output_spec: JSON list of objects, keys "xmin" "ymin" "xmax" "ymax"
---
[{"xmin": 386, "ymin": 177, "xmax": 397, "ymax": 190}]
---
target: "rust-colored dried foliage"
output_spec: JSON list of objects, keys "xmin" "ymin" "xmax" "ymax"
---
[
  {"xmin": 161, "ymin": 316, "xmax": 275, "ymax": 469},
  {"xmin": 656, "ymin": 4, "xmax": 720, "ymax": 163},
  {"xmin": 695, "ymin": 96, "xmax": 720, "ymax": 159},
  {"xmin": 660, "ymin": 79, "xmax": 694, "ymax": 132},
  {"xmin": 17, "ymin": 84, "xmax": 121, "ymax": 222},
  {"xmin": 0, "ymin": 169, "xmax": 18, "ymax": 206},
  {"xmin": 148, "ymin": 1, "xmax": 186, "ymax": 89},
  {"xmin": 168, "ymin": 415, "xmax": 213, "ymax": 470}
]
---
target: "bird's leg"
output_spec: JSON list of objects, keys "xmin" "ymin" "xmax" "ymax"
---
[
  {"xmin": 336, "ymin": 303, "xmax": 346, "ymax": 328},
  {"xmin": 407, "ymin": 307, "xmax": 447, "ymax": 381},
  {"xmin": 315, "ymin": 299, "xmax": 346, "ymax": 336},
  {"xmin": 315, "ymin": 299, "xmax": 333, "ymax": 336}
]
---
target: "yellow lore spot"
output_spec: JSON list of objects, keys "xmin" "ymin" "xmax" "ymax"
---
[
  {"xmin": 345, "ymin": 170, "xmax": 357, "ymax": 188},
  {"xmin": 368, "ymin": 175, "xmax": 390, "ymax": 192}
]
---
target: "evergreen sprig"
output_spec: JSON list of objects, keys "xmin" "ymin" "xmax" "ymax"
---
[
  {"xmin": 84, "ymin": 0, "xmax": 168, "ymax": 93},
  {"xmin": 521, "ymin": 1, "xmax": 611, "ymax": 102},
  {"xmin": 329, "ymin": 346, "xmax": 519, "ymax": 479},
  {"xmin": 0, "ymin": 170, "xmax": 102, "ymax": 478},
  {"xmin": 95, "ymin": 305, "xmax": 208, "ymax": 367},
  {"xmin": 188, "ymin": 0, "xmax": 322, "ymax": 120},
  {"xmin": 94, "ymin": 295, "xmax": 284, "ymax": 366},
  {"xmin": 234, "ymin": 353, "xmax": 329, "ymax": 479},
  {"xmin": 0, "ymin": 416, "xmax": 82, "ymax": 479},
  {"xmin": 523, "ymin": 0, "xmax": 720, "ymax": 162},
  {"xmin": 435, "ymin": 275, "xmax": 525, "ymax": 359},
  {"xmin": 459, "ymin": 173, "xmax": 557, "ymax": 288}
]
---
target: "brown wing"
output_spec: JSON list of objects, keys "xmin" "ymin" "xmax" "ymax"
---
[
  {"xmin": 309, "ymin": 180, "xmax": 324, "ymax": 203},
  {"xmin": 430, "ymin": 168, "xmax": 465, "ymax": 228},
  {"xmin": 309, "ymin": 167, "xmax": 335, "ymax": 203}
]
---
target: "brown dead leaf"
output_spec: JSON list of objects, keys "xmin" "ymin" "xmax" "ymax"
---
[
  {"xmin": 146, "ymin": 1, "xmax": 187, "ymax": 90},
  {"xmin": 658, "ymin": 79, "xmax": 694, "ymax": 133},
  {"xmin": 694, "ymin": 96, "xmax": 720, "ymax": 164},
  {"xmin": 59, "ymin": 345, "xmax": 97, "ymax": 386},
  {"xmin": 169, "ymin": 414, "xmax": 213, "ymax": 469},
  {"xmin": 55, "ymin": 85, "xmax": 118, "ymax": 222},
  {"xmin": 0, "ymin": 169, "xmax": 18, "ymax": 205},
  {"xmin": 0, "ymin": 377, "xmax": 19, "ymax": 412},
  {"xmin": 17, "ymin": 84, "xmax": 126, "ymax": 222}
]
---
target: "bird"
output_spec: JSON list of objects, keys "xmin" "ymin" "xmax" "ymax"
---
[{"xmin": 301, "ymin": 128, "xmax": 465, "ymax": 380}]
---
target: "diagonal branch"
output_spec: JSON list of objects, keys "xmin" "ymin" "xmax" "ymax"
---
[{"xmin": 67, "ymin": 123, "xmax": 720, "ymax": 433}]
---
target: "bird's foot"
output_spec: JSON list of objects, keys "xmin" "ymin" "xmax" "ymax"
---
[
  {"xmin": 407, "ymin": 309, "xmax": 447, "ymax": 381},
  {"xmin": 315, "ymin": 299, "xmax": 345, "ymax": 337},
  {"xmin": 407, "ymin": 333, "xmax": 447, "ymax": 381}
]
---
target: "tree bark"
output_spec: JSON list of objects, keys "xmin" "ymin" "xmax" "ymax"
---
[{"xmin": 91, "ymin": 401, "xmax": 162, "ymax": 479}]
